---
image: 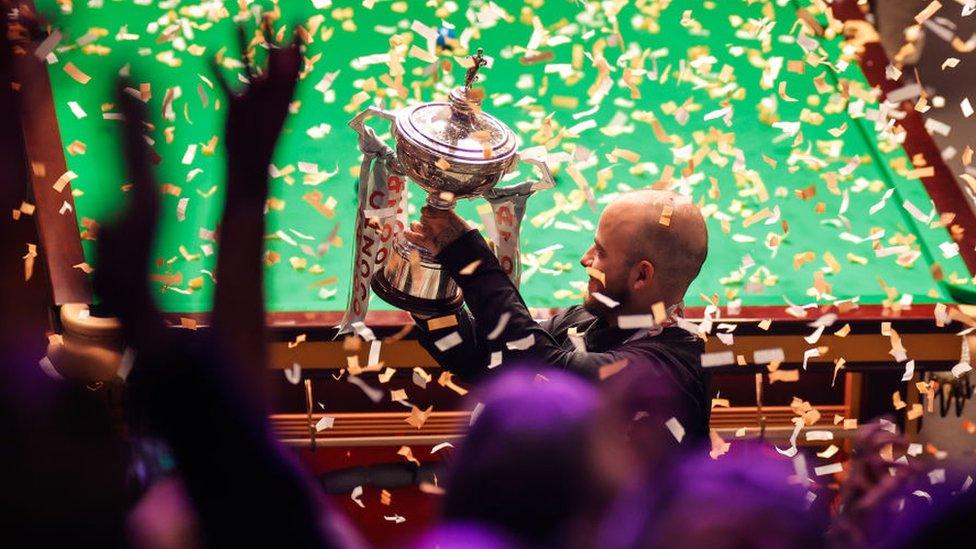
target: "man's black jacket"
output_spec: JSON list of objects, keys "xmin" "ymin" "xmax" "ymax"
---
[{"xmin": 413, "ymin": 230, "xmax": 711, "ymax": 440}]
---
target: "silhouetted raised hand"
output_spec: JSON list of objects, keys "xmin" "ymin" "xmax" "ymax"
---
[
  {"xmin": 93, "ymin": 86, "xmax": 164, "ymax": 349},
  {"xmin": 211, "ymin": 19, "xmax": 301, "ymax": 382},
  {"xmin": 212, "ymin": 16, "xmax": 301, "ymax": 203}
]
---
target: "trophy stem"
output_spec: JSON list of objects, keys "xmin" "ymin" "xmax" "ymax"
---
[{"xmin": 426, "ymin": 191, "xmax": 457, "ymax": 210}]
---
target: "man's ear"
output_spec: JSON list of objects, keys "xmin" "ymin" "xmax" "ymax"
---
[{"xmin": 632, "ymin": 260, "xmax": 654, "ymax": 290}]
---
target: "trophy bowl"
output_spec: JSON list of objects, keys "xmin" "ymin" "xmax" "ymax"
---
[{"xmin": 392, "ymin": 87, "xmax": 519, "ymax": 202}]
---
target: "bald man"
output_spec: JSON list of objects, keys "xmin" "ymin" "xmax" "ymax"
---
[{"xmin": 405, "ymin": 190, "xmax": 711, "ymax": 440}]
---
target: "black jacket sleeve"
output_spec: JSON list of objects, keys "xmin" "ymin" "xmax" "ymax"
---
[{"xmin": 415, "ymin": 229, "xmax": 644, "ymax": 383}]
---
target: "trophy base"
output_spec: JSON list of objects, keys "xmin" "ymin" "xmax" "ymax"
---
[{"xmin": 371, "ymin": 271, "xmax": 464, "ymax": 317}]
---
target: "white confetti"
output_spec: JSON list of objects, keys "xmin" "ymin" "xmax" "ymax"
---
[
  {"xmin": 802, "ymin": 347, "xmax": 821, "ymax": 370},
  {"xmin": 37, "ymin": 356, "xmax": 64, "ymax": 380},
  {"xmin": 665, "ymin": 417, "xmax": 685, "ymax": 443},
  {"xmin": 506, "ymin": 333, "xmax": 535, "ymax": 351},
  {"xmin": 951, "ymin": 361, "xmax": 972, "ymax": 377},
  {"xmin": 68, "ymin": 101, "xmax": 87, "ymax": 119},
  {"xmin": 590, "ymin": 292, "xmax": 620, "ymax": 308},
  {"xmin": 902, "ymin": 360, "xmax": 916, "ymax": 382},
  {"xmin": 348, "ymin": 375, "xmax": 384, "ymax": 402},
  {"xmin": 753, "ymin": 348, "xmax": 785, "ymax": 364},
  {"xmin": 284, "ymin": 363, "xmax": 301, "ymax": 384},
  {"xmin": 431, "ymin": 442, "xmax": 455, "ymax": 454},
  {"xmin": 487, "ymin": 312, "xmax": 511, "ymax": 340},
  {"xmin": 350, "ymin": 485, "xmax": 365, "ymax": 508},
  {"xmin": 181, "ymin": 144, "xmax": 197, "ymax": 165},
  {"xmin": 701, "ymin": 351, "xmax": 735, "ymax": 368},
  {"xmin": 434, "ymin": 331, "xmax": 462, "ymax": 351},
  {"xmin": 617, "ymin": 314, "xmax": 656, "ymax": 329},
  {"xmin": 814, "ymin": 463, "xmax": 844, "ymax": 476}
]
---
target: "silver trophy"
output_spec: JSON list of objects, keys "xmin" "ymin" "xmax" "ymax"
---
[{"xmin": 348, "ymin": 49, "xmax": 553, "ymax": 316}]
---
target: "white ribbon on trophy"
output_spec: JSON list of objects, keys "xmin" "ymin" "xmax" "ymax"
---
[{"xmin": 336, "ymin": 126, "xmax": 408, "ymax": 336}]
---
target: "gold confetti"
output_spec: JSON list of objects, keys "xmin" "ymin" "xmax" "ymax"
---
[
  {"xmin": 397, "ymin": 445, "xmax": 420, "ymax": 466},
  {"xmin": 63, "ymin": 62, "xmax": 91, "ymax": 84},
  {"xmin": 598, "ymin": 359, "xmax": 629, "ymax": 381},
  {"xmin": 914, "ymin": 1, "xmax": 942, "ymax": 25},
  {"xmin": 427, "ymin": 315, "xmax": 458, "ymax": 331}
]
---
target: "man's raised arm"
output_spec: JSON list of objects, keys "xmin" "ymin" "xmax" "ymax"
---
[{"xmin": 405, "ymin": 210, "xmax": 635, "ymax": 382}]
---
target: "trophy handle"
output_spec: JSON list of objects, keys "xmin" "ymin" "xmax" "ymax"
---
[
  {"xmin": 348, "ymin": 106, "xmax": 396, "ymax": 137},
  {"xmin": 518, "ymin": 154, "xmax": 556, "ymax": 191}
]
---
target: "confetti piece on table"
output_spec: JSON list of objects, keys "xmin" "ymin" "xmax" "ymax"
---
[{"xmin": 488, "ymin": 351, "xmax": 502, "ymax": 369}]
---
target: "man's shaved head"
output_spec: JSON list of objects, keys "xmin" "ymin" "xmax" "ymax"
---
[
  {"xmin": 614, "ymin": 190, "xmax": 708, "ymax": 299},
  {"xmin": 581, "ymin": 190, "xmax": 708, "ymax": 317}
]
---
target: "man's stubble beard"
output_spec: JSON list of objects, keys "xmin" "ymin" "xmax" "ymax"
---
[{"xmin": 582, "ymin": 281, "xmax": 631, "ymax": 320}]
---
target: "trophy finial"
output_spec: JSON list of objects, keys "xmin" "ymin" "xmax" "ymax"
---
[{"xmin": 464, "ymin": 48, "xmax": 488, "ymax": 90}]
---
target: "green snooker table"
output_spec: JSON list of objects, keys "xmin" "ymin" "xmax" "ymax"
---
[{"xmin": 11, "ymin": 0, "xmax": 976, "ymax": 449}]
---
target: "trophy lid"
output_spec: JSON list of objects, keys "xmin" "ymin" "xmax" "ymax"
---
[{"xmin": 393, "ymin": 49, "xmax": 517, "ymax": 172}]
